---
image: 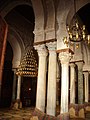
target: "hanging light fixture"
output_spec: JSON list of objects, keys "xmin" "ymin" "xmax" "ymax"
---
[
  {"xmin": 16, "ymin": 47, "xmax": 38, "ymax": 77},
  {"xmin": 63, "ymin": 0, "xmax": 90, "ymax": 47}
]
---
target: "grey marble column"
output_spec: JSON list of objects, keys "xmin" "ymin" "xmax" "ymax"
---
[
  {"xmin": 34, "ymin": 44, "xmax": 48, "ymax": 112},
  {"xmin": 76, "ymin": 61, "xmax": 84, "ymax": 104},
  {"xmin": 59, "ymin": 52, "xmax": 72, "ymax": 113},
  {"xmin": 70, "ymin": 63, "xmax": 76, "ymax": 104},
  {"xmin": 46, "ymin": 41, "xmax": 57, "ymax": 116},
  {"xmin": 83, "ymin": 71, "xmax": 89, "ymax": 103},
  {"xmin": 56, "ymin": 61, "xmax": 60, "ymax": 106}
]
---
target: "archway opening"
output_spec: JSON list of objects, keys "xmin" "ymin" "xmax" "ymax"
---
[
  {"xmin": 1, "ymin": 42, "xmax": 13, "ymax": 108},
  {"xmin": 1, "ymin": 3, "xmax": 38, "ymax": 108}
]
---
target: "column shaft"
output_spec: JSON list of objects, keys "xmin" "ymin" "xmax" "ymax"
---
[
  {"xmin": 34, "ymin": 44, "xmax": 48, "ymax": 112},
  {"xmin": 56, "ymin": 61, "xmax": 60, "ymax": 106},
  {"xmin": 84, "ymin": 72, "xmax": 89, "ymax": 102},
  {"xmin": 61, "ymin": 63, "xmax": 69, "ymax": 113},
  {"xmin": 76, "ymin": 62, "xmax": 84, "ymax": 104},
  {"xmin": 70, "ymin": 63, "xmax": 75, "ymax": 104},
  {"xmin": 46, "ymin": 42, "xmax": 57, "ymax": 116},
  {"xmin": 12, "ymin": 70, "xmax": 17, "ymax": 101},
  {"xmin": 59, "ymin": 52, "xmax": 72, "ymax": 113},
  {"xmin": 16, "ymin": 75, "xmax": 21, "ymax": 100}
]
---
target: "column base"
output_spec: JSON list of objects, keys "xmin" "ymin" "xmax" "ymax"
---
[
  {"xmin": 10, "ymin": 99, "xmax": 22, "ymax": 110},
  {"xmin": 56, "ymin": 105, "xmax": 60, "ymax": 116},
  {"xmin": 47, "ymin": 106, "xmax": 56, "ymax": 116}
]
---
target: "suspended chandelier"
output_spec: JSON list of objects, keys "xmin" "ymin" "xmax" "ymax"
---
[
  {"xmin": 16, "ymin": 47, "xmax": 38, "ymax": 77},
  {"xmin": 63, "ymin": 0, "xmax": 90, "ymax": 47}
]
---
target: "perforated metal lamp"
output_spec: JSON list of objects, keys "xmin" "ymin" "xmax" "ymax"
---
[{"xmin": 16, "ymin": 47, "xmax": 38, "ymax": 77}]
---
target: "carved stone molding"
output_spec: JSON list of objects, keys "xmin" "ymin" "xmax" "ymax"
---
[
  {"xmin": 57, "ymin": 48, "xmax": 74, "ymax": 54},
  {"xmin": 34, "ymin": 38, "xmax": 57, "ymax": 45}
]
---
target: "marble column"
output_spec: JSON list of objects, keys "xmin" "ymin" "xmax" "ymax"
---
[
  {"xmin": 56, "ymin": 61, "xmax": 60, "ymax": 106},
  {"xmin": 34, "ymin": 44, "xmax": 48, "ymax": 112},
  {"xmin": 76, "ymin": 61, "xmax": 84, "ymax": 104},
  {"xmin": 16, "ymin": 75, "xmax": 21, "ymax": 100},
  {"xmin": 83, "ymin": 71, "xmax": 89, "ymax": 103},
  {"xmin": 70, "ymin": 63, "xmax": 76, "ymax": 104},
  {"xmin": 59, "ymin": 51, "xmax": 72, "ymax": 113},
  {"xmin": 46, "ymin": 42, "xmax": 57, "ymax": 116},
  {"xmin": 12, "ymin": 69, "xmax": 17, "ymax": 101}
]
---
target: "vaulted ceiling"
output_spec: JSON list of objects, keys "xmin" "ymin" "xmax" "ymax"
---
[
  {"xmin": 78, "ymin": 3, "xmax": 90, "ymax": 34},
  {"xmin": 14, "ymin": 5, "xmax": 35, "ymax": 24}
]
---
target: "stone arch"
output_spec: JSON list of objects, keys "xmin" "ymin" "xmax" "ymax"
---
[
  {"xmin": 56, "ymin": 0, "xmax": 72, "ymax": 49},
  {"xmin": 7, "ymin": 27, "xmax": 25, "ymax": 68},
  {"xmin": 0, "ymin": 0, "xmax": 45, "ymax": 42},
  {"xmin": 31, "ymin": 0, "xmax": 44, "ymax": 32},
  {"xmin": 0, "ymin": 0, "xmax": 32, "ymax": 18},
  {"xmin": 44, "ymin": 0, "xmax": 55, "ymax": 30},
  {"xmin": 42, "ymin": 0, "xmax": 56, "ymax": 41},
  {"xmin": 0, "ymin": 0, "xmax": 45, "ymax": 62}
]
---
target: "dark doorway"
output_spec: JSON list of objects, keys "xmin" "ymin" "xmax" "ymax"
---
[
  {"xmin": 1, "ymin": 42, "xmax": 13, "ymax": 108},
  {"xmin": 21, "ymin": 77, "xmax": 37, "ymax": 107}
]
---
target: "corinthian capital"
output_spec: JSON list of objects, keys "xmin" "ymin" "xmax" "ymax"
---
[
  {"xmin": 34, "ymin": 44, "xmax": 48, "ymax": 57},
  {"xmin": 59, "ymin": 52, "xmax": 72, "ymax": 64},
  {"xmin": 46, "ymin": 41, "xmax": 57, "ymax": 51}
]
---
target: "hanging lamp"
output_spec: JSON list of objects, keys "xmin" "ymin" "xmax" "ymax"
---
[
  {"xmin": 16, "ymin": 47, "xmax": 38, "ymax": 77},
  {"xmin": 63, "ymin": 0, "xmax": 90, "ymax": 47}
]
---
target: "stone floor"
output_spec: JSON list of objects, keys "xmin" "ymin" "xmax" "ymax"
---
[
  {"xmin": 0, "ymin": 107, "xmax": 34, "ymax": 120},
  {"xmin": 0, "ymin": 107, "xmax": 90, "ymax": 120}
]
